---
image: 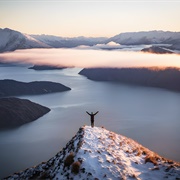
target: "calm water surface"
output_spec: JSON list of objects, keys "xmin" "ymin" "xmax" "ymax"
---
[{"xmin": 0, "ymin": 66, "xmax": 180, "ymax": 178}]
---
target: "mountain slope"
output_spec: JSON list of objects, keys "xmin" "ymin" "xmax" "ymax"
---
[
  {"xmin": 0, "ymin": 28, "xmax": 106, "ymax": 52},
  {"xmin": 0, "ymin": 28, "xmax": 50, "ymax": 52},
  {"xmin": 108, "ymin": 30, "xmax": 180, "ymax": 47},
  {"xmin": 79, "ymin": 67, "xmax": 180, "ymax": 92},
  {"xmin": 5, "ymin": 126, "xmax": 180, "ymax": 179},
  {"xmin": 0, "ymin": 28, "xmax": 180, "ymax": 52},
  {"xmin": 31, "ymin": 34, "xmax": 107, "ymax": 48},
  {"xmin": 0, "ymin": 97, "xmax": 50, "ymax": 129}
]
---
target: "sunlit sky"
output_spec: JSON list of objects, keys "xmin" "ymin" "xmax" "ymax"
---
[{"xmin": 0, "ymin": 0, "xmax": 180, "ymax": 37}]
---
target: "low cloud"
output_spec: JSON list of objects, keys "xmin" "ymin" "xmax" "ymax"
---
[
  {"xmin": 0, "ymin": 48, "xmax": 179, "ymax": 69},
  {"xmin": 76, "ymin": 42, "xmax": 122, "ymax": 50},
  {"xmin": 77, "ymin": 42, "xmax": 151, "ymax": 51},
  {"xmin": 94, "ymin": 41, "xmax": 121, "ymax": 49}
]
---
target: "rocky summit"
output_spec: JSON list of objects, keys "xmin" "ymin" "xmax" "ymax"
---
[{"xmin": 5, "ymin": 126, "xmax": 180, "ymax": 180}]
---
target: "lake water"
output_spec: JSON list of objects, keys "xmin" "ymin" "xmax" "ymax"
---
[{"xmin": 0, "ymin": 65, "xmax": 180, "ymax": 178}]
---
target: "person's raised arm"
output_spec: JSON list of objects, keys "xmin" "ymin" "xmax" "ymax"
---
[
  {"xmin": 94, "ymin": 111, "xmax": 99, "ymax": 115},
  {"xmin": 86, "ymin": 111, "xmax": 90, "ymax": 115}
]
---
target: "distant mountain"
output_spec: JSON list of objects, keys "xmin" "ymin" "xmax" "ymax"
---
[
  {"xmin": 0, "ymin": 28, "xmax": 50, "ymax": 52},
  {"xmin": 108, "ymin": 31, "xmax": 180, "ymax": 46},
  {"xmin": 0, "ymin": 79, "xmax": 71, "ymax": 97},
  {"xmin": 0, "ymin": 97, "xmax": 50, "ymax": 129},
  {"xmin": 0, "ymin": 28, "xmax": 107, "ymax": 52},
  {"xmin": 0, "ymin": 28, "xmax": 180, "ymax": 52},
  {"xmin": 31, "ymin": 34, "xmax": 107, "ymax": 48},
  {"xmin": 5, "ymin": 126, "xmax": 180, "ymax": 179},
  {"xmin": 79, "ymin": 67, "xmax": 180, "ymax": 92}
]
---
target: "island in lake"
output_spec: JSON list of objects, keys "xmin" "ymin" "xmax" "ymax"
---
[
  {"xmin": 0, "ymin": 97, "xmax": 50, "ymax": 129},
  {"xmin": 79, "ymin": 67, "xmax": 180, "ymax": 92},
  {"xmin": 0, "ymin": 79, "xmax": 71, "ymax": 97},
  {"xmin": 141, "ymin": 46, "xmax": 174, "ymax": 54},
  {"xmin": 28, "ymin": 65, "xmax": 67, "ymax": 70}
]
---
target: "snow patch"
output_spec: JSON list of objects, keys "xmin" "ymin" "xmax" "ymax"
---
[{"xmin": 5, "ymin": 126, "xmax": 180, "ymax": 180}]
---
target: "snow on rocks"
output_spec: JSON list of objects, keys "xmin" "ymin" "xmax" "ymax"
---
[{"xmin": 4, "ymin": 126, "xmax": 180, "ymax": 180}]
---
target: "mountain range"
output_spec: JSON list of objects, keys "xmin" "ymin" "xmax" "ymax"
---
[
  {"xmin": 108, "ymin": 30, "xmax": 180, "ymax": 47},
  {"xmin": 0, "ymin": 28, "xmax": 180, "ymax": 52},
  {"xmin": 5, "ymin": 126, "xmax": 180, "ymax": 179},
  {"xmin": 0, "ymin": 28, "xmax": 50, "ymax": 52}
]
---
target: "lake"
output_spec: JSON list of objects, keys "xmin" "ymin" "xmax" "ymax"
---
[{"xmin": 0, "ymin": 63, "xmax": 180, "ymax": 178}]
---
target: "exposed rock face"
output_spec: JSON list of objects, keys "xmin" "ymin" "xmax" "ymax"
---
[
  {"xmin": 4, "ymin": 126, "xmax": 180, "ymax": 179},
  {"xmin": 79, "ymin": 67, "xmax": 180, "ymax": 92},
  {"xmin": 0, "ymin": 97, "xmax": 50, "ymax": 129},
  {"xmin": 28, "ymin": 65, "xmax": 66, "ymax": 70},
  {"xmin": 0, "ymin": 79, "xmax": 71, "ymax": 97},
  {"xmin": 141, "ymin": 46, "xmax": 173, "ymax": 54}
]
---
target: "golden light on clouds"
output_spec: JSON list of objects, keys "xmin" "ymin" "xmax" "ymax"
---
[{"xmin": 0, "ymin": 49, "xmax": 179, "ymax": 69}]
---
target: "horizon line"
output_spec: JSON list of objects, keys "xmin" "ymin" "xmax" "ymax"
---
[{"xmin": 1, "ymin": 27, "xmax": 180, "ymax": 38}]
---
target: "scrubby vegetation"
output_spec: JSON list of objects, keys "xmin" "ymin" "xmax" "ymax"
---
[
  {"xmin": 64, "ymin": 152, "xmax": 74, "ymax": 167},
  {"xmin": 4, "ymin": 126, "xmax": 180, "ymax": 180},
  {"xmin": 71, "ymin": 161, "xmax": 81, "ymax": 174}
]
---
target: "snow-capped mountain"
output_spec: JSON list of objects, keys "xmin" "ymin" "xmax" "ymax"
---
[
  {"xmin": 0, "ymin": 28, "xmax": 180, "ymax": 52},
  {"xmin": 108, "ymin": 30, "xmax": 180, "ymax": 46},
  {"xmin": 5, "ymin": 126, "xmax": 180, "ymax": 179},
  {"xmin": 0, "ymin": 28, "xmax": 50, "ymax": 52},
  {"xmin": 31, "ymin": 34, "xmax": 107, "ymax": 48},
  {"xmin": 0, "ymin": 28, "xmax": 106, "ymax": 52}
]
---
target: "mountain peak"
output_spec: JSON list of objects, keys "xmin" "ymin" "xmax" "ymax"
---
[
  {"xmin": 0, "ymin": 28, "xmax": 50, "ymax": 52},
  {"xmin": 3, "ymin": 28, "xmax": 16, "ymax": 32},
  {"xmin": 5, "ymin": 126, "xmax": 180, "ymax": 179},
  {"xmin": 1, "ymin": 28, "xmax": 180, "ymax": 52},
  {"xmin": 109, "ymin": 30, "xmax": 180, "ymax": 46}
]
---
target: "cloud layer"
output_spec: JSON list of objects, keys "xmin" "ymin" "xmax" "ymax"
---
[{"xmin": 0, "ymin": 48, "xmax": 179, "ymax": 69}]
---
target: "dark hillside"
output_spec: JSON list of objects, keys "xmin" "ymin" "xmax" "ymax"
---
[
  {"xmin": 0, "ymin": 97, "xmax": 50, "ymax": 129},
  {"xmin": 79, "ymin": 67, "xmax": 180, "ymax": 92},
  {"xmin": 0, "ymin": 79, "xmax": 71, "ymax": 97}
]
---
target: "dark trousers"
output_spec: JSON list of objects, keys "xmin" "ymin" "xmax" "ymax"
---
[{"xmin": 91, "ymin": 120, "xmax": 94, "ymax": 127}]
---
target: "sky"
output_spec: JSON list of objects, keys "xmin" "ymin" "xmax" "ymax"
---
[{"xmin": 0, "ymin": 0, "xmax": 180, "ymax": 37}]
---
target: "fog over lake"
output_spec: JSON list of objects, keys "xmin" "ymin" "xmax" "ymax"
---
[
  {"xmin": 0, "ymin": 48, "xmax": 180, "ymax": 68},
  {"xmin": 0, "ymin": 49, "xmax": 180, "ymax": 178}
]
